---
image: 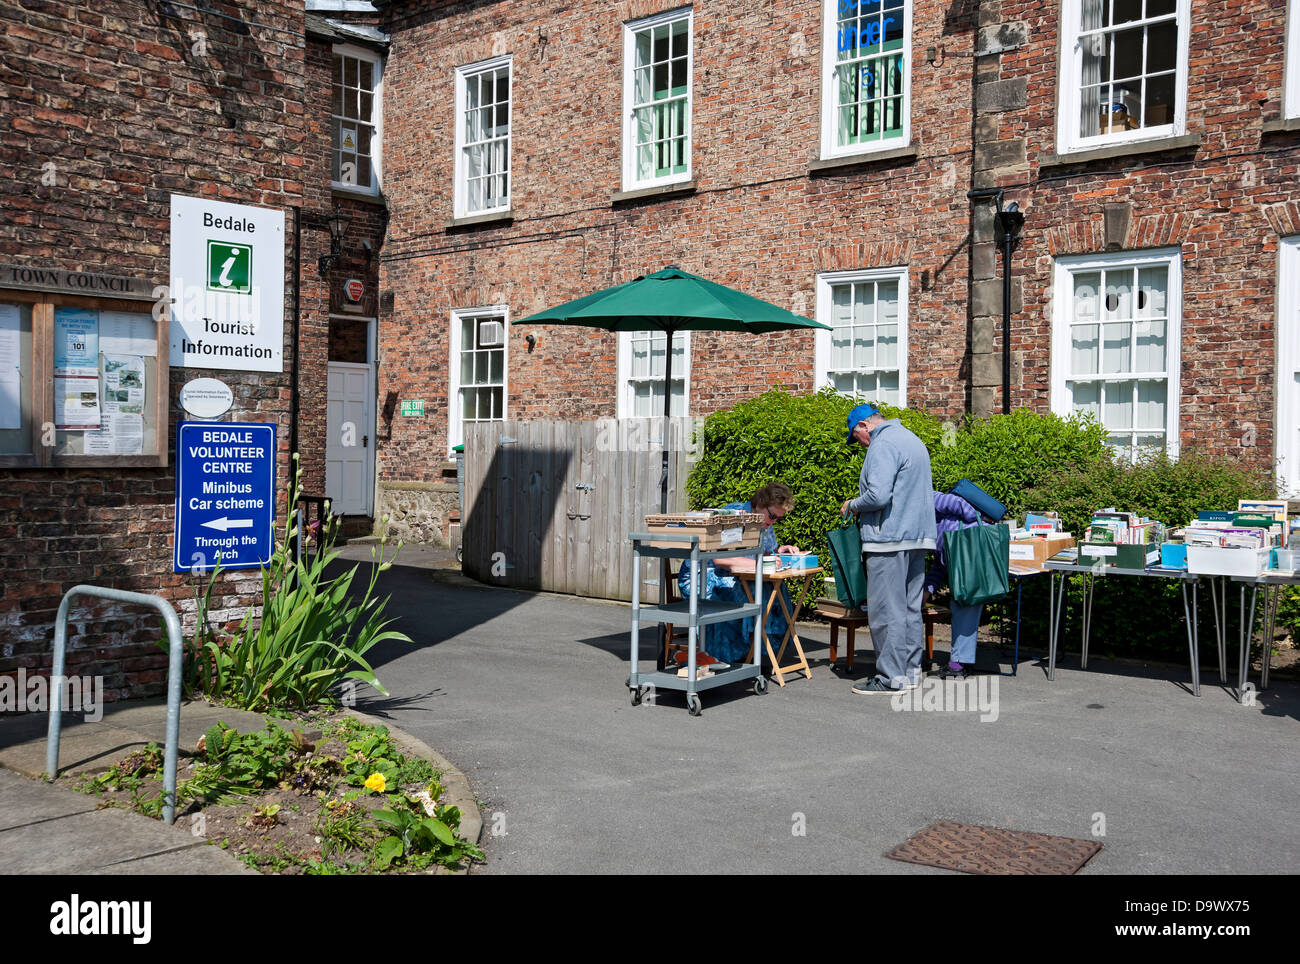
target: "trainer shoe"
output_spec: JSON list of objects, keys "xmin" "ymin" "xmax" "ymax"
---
[{"xmin": 851, "ymin": 677, "xmax": 895, "ymax": 695}]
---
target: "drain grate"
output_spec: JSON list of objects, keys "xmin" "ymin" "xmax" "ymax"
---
[{"xmin": 885, "ymin": 820, "xmax": 1103, "ymax": 875}]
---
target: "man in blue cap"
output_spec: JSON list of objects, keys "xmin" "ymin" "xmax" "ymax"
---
[{"xmin": 840, "ymin": 403, "xmax": 937, "ymax": 693}]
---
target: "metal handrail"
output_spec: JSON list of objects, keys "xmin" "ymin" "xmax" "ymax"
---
[{"xmin": 46, "ymin": 586, "xmax": 184, "ymax": 824}]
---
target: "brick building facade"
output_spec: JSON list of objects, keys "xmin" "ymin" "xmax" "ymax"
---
[
  {"xmin": 369, "ymin": 0, "xmax": 1300, "ymax": 542},
  {"xmin": 0, "ymin": 1, "xmax": 385, "ymax": 700},
  {"xmin": 374, "ymin": 0, "xmax": 982, "ymax": 538},
  {"xmin": 2, "ymin": 0, "xmax": 1298, "ymax": 699}
]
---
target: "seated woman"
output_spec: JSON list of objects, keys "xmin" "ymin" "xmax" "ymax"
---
[
  {"xmin": 924, "ymin": 490, "xmax": 988, "ymax": 680},
  {"xmin": 677, "ymin": 482, "xmax": 801, "ymax": 666}
]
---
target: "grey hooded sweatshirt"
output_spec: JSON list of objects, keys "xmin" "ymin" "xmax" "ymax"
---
[{"xmin": 846, "ymin": 418, "xmax": 938, "ymax": 553}]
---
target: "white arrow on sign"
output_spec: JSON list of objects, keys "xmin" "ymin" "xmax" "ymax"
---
[{"xmin": 201, "ymin": 517, "xmax": 255, "ymax": 532}]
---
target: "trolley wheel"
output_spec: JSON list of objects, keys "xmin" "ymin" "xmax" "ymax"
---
[
  {"xmin": 629, "ymin": 686, "xmax": 642, "ymax": 706},
  {"xmin": 753, "ymin": 677, "xmax": 768, "ymax": 695},
  {"xmin": 686, "ymin": 693, "xmax": 703, "ymax": 716}
]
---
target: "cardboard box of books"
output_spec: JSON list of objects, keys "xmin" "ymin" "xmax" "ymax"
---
[{"xmin": 1008, "ymin": 533, "xmax": 1075, "ymax": 570}]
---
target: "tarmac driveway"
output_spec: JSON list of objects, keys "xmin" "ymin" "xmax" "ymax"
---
[{"xmin": 345, "ymin": 548, "xmax": 1300, "ymax": 875}]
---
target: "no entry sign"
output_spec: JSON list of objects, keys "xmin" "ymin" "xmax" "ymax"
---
[{"xmin": 174, "ymin": 421, "xmax": 276, "ymax": 573}]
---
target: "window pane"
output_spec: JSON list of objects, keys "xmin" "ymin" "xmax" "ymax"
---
[
  {"xmin": 878, "ymin": 370, "xmax": 900, "ymax": 406},
  {"xmin": 1102, "ymin": 322, "xmax": 1131, "ymax": 373},
  {"xmin": 1144, "ymin": 74, "xmax": 1176, "ymax": 126},
  {"xmin": 831, "ymin": 372, "xmax": 856, "ymax": 394},
  {"xmin": 1072, "ymin": 380, "xmax": 1101, "ymax": 417},
  {"xmin": 876, "ymin": 324, "xmax": 898, "ymax": 368},
  {"xmin": 1135, "ymin": 433, "xmax": 1165, "ymax": 453},
  {"xmin": 1112, "ymin": 0, "xmax": 1144, "ymax": 25},
  {"xmin": 475, "ymin": 352, "xmax": 489, "ymax": 384},
  {"xmin": 1104, "ymin": 380, "xmax": 1135, "ymax": 430},
  {"xmin": 359, "ymin": 60, "xmax": 373, "ymax": 91},
  {"xmin": 1104, "ymin": 271, "xmax": 1133, "ymax": 319},
  {"xmin": 853, "ymin": 328, "xmax": 874, "ymax": 369},
  {"xmin": 1134, "ymin": 319, "xmax": 1166, "ymax": 372},
  {"xmin": 1136, "ymin": 267, "xmax": 1168, "ymax": 317},
  {"xmin": 460, "ymin": 351, "xmax": 473, "ymax": 384},
  {"xmin": 1136, "ymin": 381, "xmax": 1166, "ymax": 429},
  {"xmin": 359, "ymin": 91, "xmax": 373, "ymax": 123},
  {"xmin": 1147, "ymin": 20, "xmax": 1178, "ymax": 74},
  {"xmin": 1072, "ymin": 324, "xmax": 1100, "ymax": 375},
  {"xmin": 854, "ymin": 284, "xmax": 875, "ymax": 325},
  {"xmin": 489, "ymin": 350, "xmax": 503, "ymax": 384},
  {"xmin": 1073, "ymin": 272, "xmax": 1100, "ymax": 320}
]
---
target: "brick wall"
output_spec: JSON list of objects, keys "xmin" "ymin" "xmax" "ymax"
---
[
  {"xmin": 978, "ymin": 0, "xmax": 1299, "ymax": 467},
  {"xmin": 0, "ymin": 1, "xmax": 309, "ymax": 701},
  {"xmin": 376, "ymin": 0, "xmax": 981, "ymax": 493}
]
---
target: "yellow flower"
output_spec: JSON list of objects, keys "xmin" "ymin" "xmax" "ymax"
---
[{"xmin": 364, "ymin": 772, "xmax": 387, "ymax": 793}]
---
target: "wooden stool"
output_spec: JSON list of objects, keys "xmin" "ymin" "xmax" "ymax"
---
[{"xmin": 816, "ymin": 598, "xmax": 948, "ymax": 670}]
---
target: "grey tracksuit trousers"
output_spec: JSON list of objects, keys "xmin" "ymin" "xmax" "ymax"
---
[{"xmin": 864, "ymin": 548, "xmax": 928, "ymax": 689}]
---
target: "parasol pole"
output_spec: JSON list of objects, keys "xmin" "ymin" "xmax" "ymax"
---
[{"xmin": 658, "ymin": 322, "xmax": 674, "ymax": 618}]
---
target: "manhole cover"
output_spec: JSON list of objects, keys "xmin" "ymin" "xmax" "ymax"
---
[{"xmin": 885, "ymin": 820, "xmax": 1103, "ymax": 875}]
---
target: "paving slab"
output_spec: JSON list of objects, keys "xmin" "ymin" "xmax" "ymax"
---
[
  {"xmin": 87, "ymin": 848, "xmax": 257, "ymax": 875},
  {"xmin": 0, "ymin": 724, "xmax": 152, "ymax": 779},
  {"xmin": 0, "ymin": 796, "xmax": 250, "ymax": 874},
  {"xmin": 0, "ymin": 769, "xmax": 99, "ymax": 831}
]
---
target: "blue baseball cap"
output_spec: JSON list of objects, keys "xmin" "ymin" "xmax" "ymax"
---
[{"xmin": 846, "ymin": 403, "xmax": 880, "ymax": 444}]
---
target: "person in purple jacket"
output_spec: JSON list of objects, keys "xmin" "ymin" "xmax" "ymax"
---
[{"xmin": 925, "ymin": 491, "xmax": 988, "ymax": 680}]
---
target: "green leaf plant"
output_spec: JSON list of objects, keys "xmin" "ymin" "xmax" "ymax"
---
[{"xmin": 173, "ymin": 453, "xmax": 412, "ymax": 711}]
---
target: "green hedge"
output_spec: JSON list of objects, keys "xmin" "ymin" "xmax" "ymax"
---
[
  {"xmin": 685, "ymin": 388, "xmax": 1291, "ymax": 660},
  {"xmin": 685, "ymin": 388, "xmax": 1109, "ymax": 563}
]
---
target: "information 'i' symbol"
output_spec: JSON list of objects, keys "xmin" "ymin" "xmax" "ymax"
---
[{"xmin": 218, "ymin": 248, "xmax": 240, "ymax": 288}]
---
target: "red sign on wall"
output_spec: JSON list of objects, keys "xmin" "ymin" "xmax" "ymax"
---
[{"xmin": 344, "ymin": 278, "xmax": 364, "ymax": 302}]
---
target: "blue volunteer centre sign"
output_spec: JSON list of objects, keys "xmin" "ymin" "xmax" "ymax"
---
[{"xmin": 174, "ymin": 421, "xmax": 276, "ymax": 572}]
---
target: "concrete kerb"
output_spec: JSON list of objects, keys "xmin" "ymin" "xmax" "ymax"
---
[{"xmin": 343, "ymin": 708, "xmax": 483, "ymax": 869}]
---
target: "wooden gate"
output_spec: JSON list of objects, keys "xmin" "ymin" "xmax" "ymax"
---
[{"xmin": 462, "ymin": 419, "xmax": 697, "ymax": 600}]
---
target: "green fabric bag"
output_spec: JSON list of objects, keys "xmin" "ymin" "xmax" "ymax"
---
[
  {"xmin": 946, "ymin": 523, "xmax": 1011, "ymax": 607},
  {"xmin": 826, "ymin": 515, "xmax": 869, "ymax": 610}
]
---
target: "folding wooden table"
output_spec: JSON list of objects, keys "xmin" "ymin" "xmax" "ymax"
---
[{"xmin": 735, "ymin": 564, "xmax": 823, "ymax": 687}]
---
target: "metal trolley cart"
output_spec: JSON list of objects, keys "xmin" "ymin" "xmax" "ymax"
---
[{"xmin": 627, "ymin": 531, "xmax": 767, "ymax": 716}]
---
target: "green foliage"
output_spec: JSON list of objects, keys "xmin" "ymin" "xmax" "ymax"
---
[
  {"xmin": 371, "ymin": 792, "xmax": 484, "ymax": 872},
  {"xmin": 179, "ymin": 722, "xmax": 311, "ymax": 806},
  {"xmin": 685, "ymin": 388, "xmax": 1106, "ymax": 563},
  {"xmin": 687, "ymin": 388, "xmax": 1288, "ymax": 662},
  {"xmin": 929, "ymin": 408, "xmax": 1109, "ymax": 516},
  {"xmin": 176, "ymin": 454, "xmax": 412, "ymax": 711},
  {"xmin": 1023, "ymin": 448, "xmax": 1276, "ymax": 535}
]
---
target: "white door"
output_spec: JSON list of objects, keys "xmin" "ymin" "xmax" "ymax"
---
[
  {"xmin": 326, "ymin": 361, "xmax": 374, "ymax": 515},
  {"xmin": 1279, "ymin": 239, "xmax": 1300, "ymax": 497}
]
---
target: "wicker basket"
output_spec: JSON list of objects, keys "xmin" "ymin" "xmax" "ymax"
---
[{"xmin": 642, "ymin": 512, "xmax": 765, "ymax": 550}]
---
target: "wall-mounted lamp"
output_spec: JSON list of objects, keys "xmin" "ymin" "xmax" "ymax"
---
[
  {"xmin": 317, "ymin": 206, "xmax": 352, "ymax": 275},
  {"xmin": 926, "ymin": 45, "xmax": 944, "ymax": 68},
  {"xmin": 996, "ymin": 201, "xmax": 1025, "ymax": 244},
  {"xmin": 525, "ymin": 333, "xmax": 538, "ymax": 352}
]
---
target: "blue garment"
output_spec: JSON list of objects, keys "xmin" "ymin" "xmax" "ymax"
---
[
  {"xmin": 924, "ymin": 491, "xmax": 984, "ymax": 666},
  {"xmin": 677, "ymin": 501, "xmax": 791, "ymax": 664}
]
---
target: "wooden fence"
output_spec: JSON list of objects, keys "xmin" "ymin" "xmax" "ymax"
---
[{"xmin": 462, "ymin": 418, "xmax": 698, "ymax": 601}]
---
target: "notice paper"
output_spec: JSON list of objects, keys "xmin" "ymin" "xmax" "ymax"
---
[
  {"xmin": 0, "ymin": 304, "xmax": 20, "ymax": 430},
  {"xmin": 53, "ymin": 307, "xmax": 99, "ymax": 376},
  {"xmin": 99, "ymin": 311, "xmax": 157, "ymax": 357},
  {"xmin": 84, "ymin": 353, "xmax": 145, "ymax": 454},
  {"xmin": 54, "ymin": 376, "xmax": 101, "ymax": 430}
]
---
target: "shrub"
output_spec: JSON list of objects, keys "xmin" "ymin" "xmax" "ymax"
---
[
  {"xmin": 1023, "ymin": 447, "xmax": 1276, "ymax": 535},
  {"xmin": 998, "ymin": 448, "xmax": 1279, "ymax": 662},
  {"xmin": 930, "ymin": 408, "xmax": 1109, "ymax": 518},
  {"xmin": 685, "ymin": 388, "xmax": 1107, "ymax": 562}
]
